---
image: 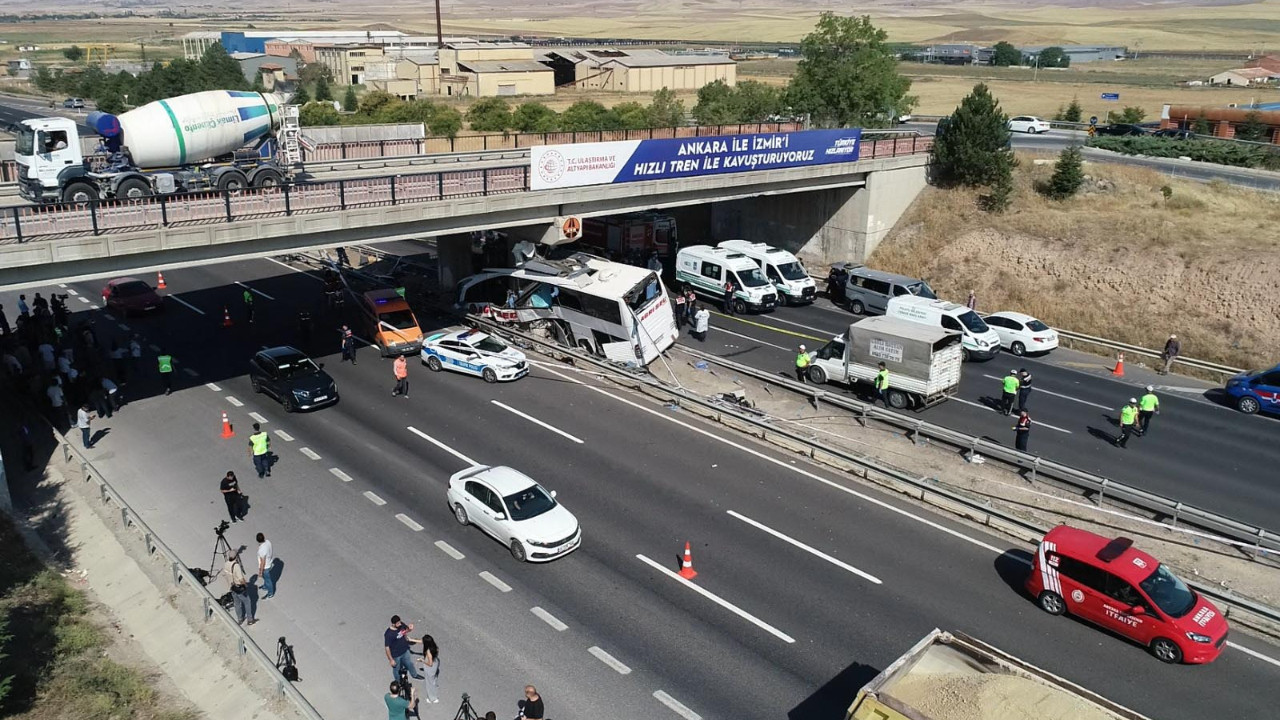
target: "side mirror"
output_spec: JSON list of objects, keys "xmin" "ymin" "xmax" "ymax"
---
[
  {"xmin": 495, "ymin": 513, "xmax": 506, "ymax": 521},
  {"xmin": 550, "ymin": 490, "xmax": 557, "ymax": 498},
  {"xmin": 1130, "ymin": 605, "xmax": 1146, "ymax": 615},
  {"xmin": 318, "ymin": 363, "xmax": 325, "ymax": 369}
]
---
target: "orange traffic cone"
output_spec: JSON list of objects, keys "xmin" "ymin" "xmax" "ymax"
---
[
  {"xmin": 222, "ymin": 306, "xmax": 233, "ymax": 328},
  {"xmin": 678, "ymin": 541, "xmax": 698, "ymax": 580},
  {"xmin": 156, "ymin": 271, "xmax": 166, "ymax": 290},
  {"xmin": 220, "ymin": 411, "xmax": 235, "ymax": 438},
  {"xmin": 1111, "ymin": 351, "xmax": 1125, "ymax": 377}
]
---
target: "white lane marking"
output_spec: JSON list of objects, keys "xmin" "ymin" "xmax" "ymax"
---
[
  {"xmin": 205, "ymin": 382, "xmax": 222, "ymax": 392},
  {"xmin": 406, "ymin": 426, "xmax": 479, "ymax": 467},
  {"xmin": 490, "ymin": 400, "xmax": 584, "ymax": 444},
  {"xmin": 434, "ymin": 540, "xmax": 465, "ymax": 560},
  {"xmin": 479, "ymin": 571, "xmax": 512, "ymax": 593},
  {"xmin": 951, "ymin": 398, "xmax": 1073, "ymax": 434},
  {"xmin": 169, "ymin": 295, "xmax": 207, "ymax": 315},
  {"xmin": 981, "ymin": 374, "xmax": 1110, "ymax": 410},
  {"xmin": 1228, "ymin": 641, "xmax": 1280, "ymax": 668},
  {"xmin": 708, "ymin": 326, "xmax": 790, "ymax": 351},
  {"xmin": 118, "ymin": 323, "xmax": 130, "ymax": 331},
  {"xmin": 59, "ymin": 283, "xmax": 70, "ymax": 290},
  {"xmin": 727, "ymin": 510, "xmax": 882, "ymax": 585},
  {"xmin": 636, "ymin": 554, "xmax": 795, "ymax": 644},
  {"xmin": 756, "ymin": 314, "xmax": 835, "ymax": 336},
  {"xmin": 236, "ymin": 281, "xmax": 276, "ymax": 301},
  {"xmin": 653, "ymin": 690, "xmax": 702, "ymax": 720},
  {"xmin": 183, "ymin": 367, "xmax": 199, "ymax": 377},
  {"xmin": 65, "ymin": 288, "xmax": 80, "ymax": 296},
  {"xmin": 225, "ymin": 396, "xmax": 243, "ymax": 407},
  {"xmin": 76, "ymin": 296, "xmax": 90, "ymax": 304},
  {"xmin": 299, "ymin": 447, "xmax": 321, "ymax": 460},
  {"xmin": 265, "ymin": 256, "xmax": 322, "ymax": 280},
  {"xmin": 395, "ymin": 513, "xmax": 424, "ymax": 531},
  {"xmin": 248, "ymin": 411, "xmax": 268, "ymax": 424},
  {"xmin": 149, "ymin": 343, "xmax": 161, "ymax": 352},
  {"xmin": 537, "ymin": 363, "xmax": 1004, "ymax": 555},
  {"xmin": 588, "ymin": 646, "xmax": 631, "ymax": 675},
  {"xmin": 530, "ymin": 607, "xmax": 567, "ymax": 631},
  {"xmin": 329, "ymin": 468, "xmax": 353, "ymax": 483},
  {"xmin": 274, "ymin": 429, "xmax": 294, "ymax": 442},
  {"xmin": 363, "ymin": 491, "xmax": 387, "ymax": 506}
]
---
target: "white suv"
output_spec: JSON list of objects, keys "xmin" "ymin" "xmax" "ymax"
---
[{"xmin": 1009, "ymin": 116, "xmax": 1051, "ymax": 134}]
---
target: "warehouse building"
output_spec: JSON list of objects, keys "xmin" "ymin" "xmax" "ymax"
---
[
  {"xmin": 543, "ymin": 48, "xmax": 735, "ymax": 91},
  {"xmin": 916, "ymin": 44, "xmax": 991, "ymax": 65},
  {"xmin": 313, "ymin": 44, "xmax": 385, "ymax": 86},
  {"xmin": 438, "ymin": 42, "xmax": 554, "ymax": 97},
  {"xmin": 1018, "ymin": 45, "xmax": 1127, "ymax": 64},
  {"xmin": 230, "ymin": 52, "xmax": 299, "ymax": 84}
]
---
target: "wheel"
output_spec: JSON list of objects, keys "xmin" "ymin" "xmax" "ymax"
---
[
  {"xmin": 250, "ymin": 377, "xmax": 262, "ymax": 394},
  {"xmin": 453, "ymin": 503, "xmax": 469, "ymax": 526},
  {"xmin": 731, "ymin": 298, "xmax": 747, "ymax": 315},
  {"xmin": 887, "ymin": 389, "xmax": 910, "ymax": 409},
  {"xmin": 1037, "ymin": 591, "xmax": 1066, "ymax": 616},
  {"xmin": 1011, "ymin": 341, "xmax": 1026, "ymax": 356},
  {"xmin": 217, "ymin": 171, "xmax": 248, "ymax": 193},
  {"xmin": 1237, "ymin": 396, "xmax": 1261, "ymax": 414},
  {"xmin": 252, "ymin": 169, "xmax": 283, "ymax": 188},
  {"xmin": 850, "ymin": 300, "xmax": 865, "ymax": 315},
  {"xmin": 807, "ymin": 365, "xmax": 827, "ymax": 384},
  {"xmin": 426, "ymin": 355, "xmax": 443, "ymax": 372},
  {"xmin": 1150, "ymin": 637, "xmax": 1183, "ymax": 664},
  {"xmin": 282, "ymin": 396, "xmax": 296, "ymax": 413},
  {"xmin": 961, "ymin": 348, "xmax": 971, "ymax": 362},
  {"xmin": 115, "ymin": 177, "xmax": 152, "ymax": 200},
  {"xmin": 61, "ymin": 181, "xmax": 97, "ymax": 204},
  {"xmin": 482, "ymin": 367, "xmax": 498, "ymax": 384},
  {"xmin": 509, "ymin": 540, "xmax": 527, "ymax": 562}
]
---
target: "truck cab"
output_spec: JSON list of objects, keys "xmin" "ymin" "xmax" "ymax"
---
[{"xmin": 14, "ymin": 117, "xmax": 88, "ymax": 203}]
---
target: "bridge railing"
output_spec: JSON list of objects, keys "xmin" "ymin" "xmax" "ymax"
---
[{"xmin": 0, "ymin": 136, "xmax": 930, "ymax": 245}]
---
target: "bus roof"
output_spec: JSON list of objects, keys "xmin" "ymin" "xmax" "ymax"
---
[{"xmin": 478, "ymin": 253, "xmax": 655, "ymax": 298}]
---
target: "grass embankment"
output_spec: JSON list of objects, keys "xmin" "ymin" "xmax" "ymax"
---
[
  {"xmin": 0, "ymin": 514, "xmax": 197, "ymax": 720},
  {"xmin": 871, "ymin": 155, "xmax": 1280, "ymax": 370}
]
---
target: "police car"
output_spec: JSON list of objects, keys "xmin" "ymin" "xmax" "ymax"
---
[{"xmin": 420, "ymin": 326, "xmax": 529, "ymax": 383}]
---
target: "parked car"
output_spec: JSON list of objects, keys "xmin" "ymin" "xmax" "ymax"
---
[
  {"xmin": 447, "ymin": 465, "xmax": 581, "ymax": 563},
  {"xmin": 101, "ymin": 277, "xmax": 163, "ymax": 316},
  {"xmin": 1223, "ymin": 363, "xmax": 1280, "ymax": 415},
  {"xmin": 984, "ymin": 311, "xmax": 1059, "ymax": 356},
  {"xmin": 62, "ymin": 97, "xmax": 84, "ymax": 109},
  {"xmin": 833, "ymin": 263, "xmax": 936, "ymax": 316},
  {"xmin": 248, "ymin": 346, "xmax": 338, "ymax": 412},
  {"xmin": 1095, "ymin": 123, "xmax": 1149, "ymax": 137},
  {"xmin": 1153, "ymin": 128, "xmax": 1196, "ymax": 140},
  {"xmin": 1008, "ymin": 116, "xmax": 1051, "ymax": 134}
]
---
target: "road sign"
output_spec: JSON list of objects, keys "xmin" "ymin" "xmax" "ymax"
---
[
  {"xmin": 558, "ymin": 215, "xmax": 582, "ymax": 241},
  {"xmin": 1101, "ymin": 93, "xmax": 1120, "ymax": 101},
  {"xmin": 1089, "ymin": 116, "xmax": 1099, "ymax": 126}
]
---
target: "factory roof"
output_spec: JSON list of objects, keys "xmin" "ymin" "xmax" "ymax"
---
[{"xmin": 458, "ymin": 60, "xmax": 552, "ymax": 74}]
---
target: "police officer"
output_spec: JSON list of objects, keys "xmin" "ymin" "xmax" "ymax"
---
[
  {"xmin": 1016, "ymin": 368, "xmax": 1033, "ymax": 412},
  {"xmin": 1138, "ymin": 385, "xmax": 1160, "ymax": 435},
  {"xmin": 157, "ymin": 351, "xmax": 175, "ymax": 395},
  {"xmin": 248, "ymin": 422, "xmax": 272, "ymax": 478},
  {"xmin": 1013, "ymin": 410, "xmax": 1031, "ymax": 452},
  {"xmin": 1117, "ymin": 399, "xmax": 1139, "ymax": 448},
  {"xmin": 243, "ymin": 289, "xmax": 255, "ymax": 324},
  {"xmin": 340, "ymin": 326, "xmax": 357, "ymax": 365},
  {"xmin": 795, "ymin": 344, "xmax": 810, "ymax": 383},
  {"xmin": 1000, "ymin": 370, "xmax": 1020, "ymax": 416},
  {"xmin": 874, "ymin": 362, "xmax": 890, "ymax": 408}
]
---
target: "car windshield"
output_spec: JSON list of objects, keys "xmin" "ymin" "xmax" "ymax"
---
[
  {"xmin": 276, "ymin": 356, "xmax": 320, "ymax": 379},
  {"xmin": 503, "ymin": 485, "xmax": 557, "ymax": 522},
  {"xmin": 1140, "ymin": 564, "xmax": 1198, "ymax": 617},
  {"xmin": 15, "ymin": 128, "xmax": 35, "ymax": 156},
  {"xmin": 113, "ymin": 281, "xmax": 152, "ymax": 297},
  {"xmin": 472, "ymin": 336, "xmax": 508, "ymax": 354},
  {"xmin": 957, "ymin": 310, "xmax": 990, "ymax": 334},
  {"xmin": 906, "ymin": 282, "xmax": 937, "ymax": 299},
  {"xmin": 737, "ymin": 267, "xmax": 769, "ymax": 287},
  {"xmin": 1026, "ymin": 318, "xmax": 1052, "ymax": 332},
  {"xmin": 777, "ymin": 261, "xmax": 808, "ymax": 281},
  {"xmin": 378, "ymin": 309, "xmax": 417, "ymax": 330}
]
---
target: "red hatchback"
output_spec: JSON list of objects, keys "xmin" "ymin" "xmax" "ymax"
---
[
  {"xmin": 1026, "ymin": 525, "xmax": 1228, "ymax": 664},
  {"xmin": 102, "ymin": 277, "xmax": 163, "ymax": 316}
]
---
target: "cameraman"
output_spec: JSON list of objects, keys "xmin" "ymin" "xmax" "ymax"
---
[
  {"xmin": 385, "ymin": 680, "xmax": 418, "ymax": 719},
  {"xmin": 518, "ymin": 685, "xmax": 544, "ymax": 719},
  {"xmin": 217, "ymin": 549, "xmax": 256, "ymax": 626}
]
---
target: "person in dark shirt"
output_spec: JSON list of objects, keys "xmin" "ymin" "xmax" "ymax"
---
[
  {"xmin": 519, "ymin": 685, "xmax": 544, "ymax": 719},
  {"xmin": 384, "ymin": 615, "xmax": 423, "ymax": 681}
]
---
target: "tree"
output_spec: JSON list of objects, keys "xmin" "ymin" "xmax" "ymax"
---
[
  {"xmin": 984, "ymin": 169, "xmax": 1015, "ymax": 214},
  {"xmin": 559, "ymin": 100, "xmax": 621, "ymax": 131},
  {"xmin": 297, "ymin": 60, "xmax": 333, "ymax": 87},
  {"xmin": 1107, "ymin": 106, "xmax": 1145, "ymax": 124},
  {"xmin": 298, "ymin": 101, "xmax": 340, "ymax": 126},
  {"xmin": 991, "ymin": 41, "xmax": 1021, "ymax": 67},
  {"xmin": 64, "ymin": 45, "xmax": 85, "ymax": 62},
  {"xmin": 691, "ymin": 80, "xmax": 739, "ymax": 125},
  {"xmin": 426, "ymin": 105, "xmax": 463, "ymax": 138},
  {"xmin": 930, "ymin": 83, "xmax": 1016, "ymax": 188},
  {"xmin": 292, "ymin": 84, "xmax": 311, "ymax": 105},
  {"xmin": 612, "ymin": 101, "xmax": 653, "ymax": 130},
  {"xmin": 1193, "ymin": 113, "xmax": 1211, "ymax": 136},
  {"xmin": 1037, "ymin": 46, "xmax": 1070, "ymax": 69},
  {"xmin": 200, "ymin": 43, "xmax": 250, "ymax": 90},
  {"xmin": 95, "ymin": 92, "xmax": 125, "ymax": 114},
  {"xmin": 342, "ymin": 85, "xmax": 358, "ymax": 112},
  {"xmin": 1063, "ymin": 96, "xmax": 1083, "ymax": 123},
  {"xmin": 1045, "ymin": 145, "xmax": 1085, "ymax": 200},
  {"xmin": 465, "ymin": 97, "xmax": 512, "ymax": 132},
  {"xmin": 314, "ymin": 75, "xmax": 333, "ymax": 102},
  {"xmin": 735, "ymin": 80, "xmax": 784, "ymax": 122},
  {"xmin": 785, "ymin": 13, "xmax": 915, "ymax": 128},
  {"xmin": 358, "ymin": 90, "xmax": 400, "ymax": 116},
  {"xmin": 648, "ymin": 87, "xmax": 686, "ymax": 128},
  {"xmin": 511, "ymin": 102, "xmax": 558, "ymax": 132},
  {"xmin": 1236, "ymin": 111, "xmax": 1268, "ymax": 142}
]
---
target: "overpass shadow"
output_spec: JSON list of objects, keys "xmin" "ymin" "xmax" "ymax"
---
[{"xmin": 788, "ymin": 660, "xmax": 881, "ymax": 720}]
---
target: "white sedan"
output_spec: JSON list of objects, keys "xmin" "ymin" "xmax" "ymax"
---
[
  {"xmin": 984, "ymin": 311, "xmax": 1059, "ymax": 356},
  {"xmin": 1009, "ymin": 116, "xmax": 1051, "ymax": 134},
  {"xmin": 420, "ymin": 326, "xmax": 528, "ymax": 383},
  {"xmin": 447, "ymin": 465, "xmax": 582, "ymax": 563}
]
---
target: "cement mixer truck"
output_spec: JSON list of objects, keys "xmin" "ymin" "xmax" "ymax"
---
[{"xmin": 14, "ymin": 90, "xmax": 292, "ymax": 204}]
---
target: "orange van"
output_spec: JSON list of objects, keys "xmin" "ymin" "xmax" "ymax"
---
[{"xmin": 359, "ymin": 288, "xmax": 423, "ymax": 357}]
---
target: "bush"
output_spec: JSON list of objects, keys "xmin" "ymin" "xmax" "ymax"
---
[
  {"xmin": 465, "ymin": 97, "xmax": 512, "ymax": 132},
  {"xmin": 1089, "ymin": 135, "xmax": 1280, "ymax": 170},
  {"xmin": 1044, "ymin": 145, "xmax": 1084, "ymax": 200},
  {"xmin": 511, "ymin": 102, "xmax": 558, "ymax": 133},
  {"xmin": 559, "ymin": 101, "xmax": 620, "ymax": 132},
  {"xmin": 342, "ymin": 85, "xmax": 358, "ymax": 112},
  {"xmin": 298, "ymin": 101, "xmax": 339, "ymax": 126}
]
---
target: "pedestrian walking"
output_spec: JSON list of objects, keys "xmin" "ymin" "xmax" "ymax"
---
[
  {"xmin": 1000, "ymin": 369, "xmax": 1020, "ymax": 416},
  {"xmin": 256, "ymin": 532, "xmax": 275, "ymax": 599},
  {"xmin": 519, "ymin": 686, "xmax": 545, "ymax": 719},
  {"xmin": 692, "ymin": 305, "xmax": 710, "ymax": 342},
  {"xmin": 794, "ymin": 344, "xmax": 810, "ymax": 383},
  {"xmin": 221, "ymin": 471, "xmax": 247, "ymax": 523},
  {"xmin": 1117, "ymin": 398, "xmax": 1139, "ymax": 448},
  {"xmin": 340, "ymin": 326, "xmax": 357, "ymax": 365},
  {"xmin": 129, "ymin": 335, "xmax": 142, "ymax": 371},
  {"xmin": 392, "ymin": 354, "xmax": 409, "ymax": 398},
  {"xmin": 385, "ymin": 616, "xmax": 424, "ymax": 681},
  {"xmin": 76, "ymin": 404, "xmax": 94, "ymax": 448},
  {"xmin": 874, "ymin": 362, "xmax": 890, "ymax": 407},
  {"xmin": 157, "ymin": 351, "xmax": 174, "ymax": 395},
  {"xmin": 17, "ymin": 294, "xmax": 29, "ymax": 318},
  {"xmin": 102, "ymin": 376, "xmax": 123, "ymax": 410},
  {"xmin": 1160, "ymin": 334, "xmax": 1180, "ymax": 375},
  {"xmin": 683, "ymin": 288, "xmax": 697, "ymax": 326},
  {"xmin": 826, "ymin": 266, "xmax": 842, "ymax": 300},
  {"xmin": 1017, "ymin": 368, "xmax": 1033, "ymax": 412},
  {"xmin": 90, "ymin": 382, "xmax": 112, "ymax": 419},
  {"xmin": 418, "ymin": 635, "xmax": 441, "ymax": 704},
  {"xmin": 647, "ymin": 252, "xmax": 663, "ymax": 275},
  {"xmin": 1013, "ymin": 411, "xmax": 1031, "ymax": 452},
  {"xmin": 248, "ymin": 423, "xmax": 271, "ymax": 478},
  {"xmin": 722, "ymin": 278, "xmax": 737, "ymax": 316},
  {"xmin": 966, "ymin": 289, "xmax": 977, "ymax": 311},
  {"xmin": 1138, "ymin": 385, "xmax": 1160, "ymax": 435},
  {"xmin": 243, "ymin": 289, "xmax": 255, "ymax": 324},
  {"xmin": 220, "ymin": 550, "xmax": 256, "ymax": 625}
]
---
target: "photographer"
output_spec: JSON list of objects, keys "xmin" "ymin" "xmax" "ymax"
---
[
  {"xmin": 217, "ymin": 549, "xmax": 257, "ymax": 626},
  {"xmin": 385, "ymin": 680, "xmax": 417, "ymax": 719},
  {"xmin": 518, "ymin": 685, "xmax": 544, "ymax": 719}
]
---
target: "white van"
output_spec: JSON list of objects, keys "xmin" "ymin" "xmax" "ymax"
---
[
  {"xmin": 885, "ymin": 295, "xmax": 1001, "ymax": 361},
  {"xmin": 717, "ymin": 240, "xmax": 816, "ymax": 305},
  {"xmin": 675, "ymin": 245, "xmax": 778, "ymax": 313}
]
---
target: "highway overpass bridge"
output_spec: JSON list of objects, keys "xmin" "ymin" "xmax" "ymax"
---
[{"xmin": 0, "ymin": 134, "xmax": 931, "ymax": 290}]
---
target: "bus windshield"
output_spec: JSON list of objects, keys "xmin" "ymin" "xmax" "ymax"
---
[
  {"xmin": 625, "ymin": 272, "xmax": 663, "ymax": 313},
  {"xmin": 14, "ymin": 128, "xmax": 35, "ymax": 157}
]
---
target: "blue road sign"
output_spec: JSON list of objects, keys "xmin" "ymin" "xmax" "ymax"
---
[
  {"xmin": 1101, "ymin": 93, "xmax": 1120, "ymax": 101},
  {"xmin": 1089, "ymin": 116, "xmax": 1098, "ymax": 125}
]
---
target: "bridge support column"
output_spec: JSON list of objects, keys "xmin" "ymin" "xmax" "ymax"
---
[{"xmin": 436, "ymin": 235, "xmax": 473, "ymax": 294}]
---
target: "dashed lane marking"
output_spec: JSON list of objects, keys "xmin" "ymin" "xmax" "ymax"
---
[
  {"xmin": 653, "ymin": 691, "xmax": 702, "ymax": 720},
  {"xmin": 149, "ymin": 344, "xmax": 161, "ymax": 352},
  {"xmin": 76, "ymin": 296, "xmax": 90, "ymax": 304},
  {"xmin": 636, "ymin": 554, "xmax": 795, "ymax": 644},
  {"xmin": 406, "ymin": 426, "xmax": 479, "ymax": 467},
  {"xmin": 951, "ymin": 398, "xmax": 1073, "ymax": 434},
  {"xmin": 118, "ymin": 323, "xmax": 130, "ymax": 331},
  {"xmin": 530, "ymin": 607, "xmax": 567, "ymax": 631},
  {"xmin": 707, "ymin": 326, "xmax": 790, "ymax": 352},
  {"xmin": 479, "ymin": 571, "xmax": 512, "ymax": 593},
  {"xmin": 205, "ymin": 383, "xmax": 221, "ymax": 392},
  {"xmin": 299, "ymin": 447, "xmax": 321, "ymax": 460},
  {"xmin": 434, "ymin": 540, "xmax": 465, "ymax": 560},
  {"xmin": 274, "ymin": 430, "xmax": 294, "ymax": 442},
  {"xmin": 728, "ymin": 510, "xmax": 882, "ymax": 585},
  {"xmin": 182, "ymin": 367, "xmax": 199, "ymax": 377},
  {"xmin": 248, "ymin": 412, "xmax": 268, "ymax": 424},
  {"xmin": 236, "ymin": 281, "xmax": 276, "ymax": 301},
  {"xmin": 1229, "ymin": 641, "xmax": 1280, "ymax": 668},
  {"xmin": 169, "ymin": 295, "xmax": 206, "ymax": 315},
  {"xmin": 363, "ymin": 491, "xmax": 386, "ymax": 506},
  {"xmin": 588, "ymin": 646, "xmax": 631, "ymax": 675},
  {"xmin": 63, "ymin": 288, "xmax": 78, "ymax": 296},
  {"xmin": 328, "ymin": 468, "xmax": 353, "ymax": 483},
  {"xmin": 225, "ymin": 396, "xmax": 243, "ymax": 408},
  {"xmin": 490, "ymin": 400, "xmax": 584, "ymax": 444},
  {"xmin": 395, "ymin": 513, "xmax": 424, "ymax": 532}
]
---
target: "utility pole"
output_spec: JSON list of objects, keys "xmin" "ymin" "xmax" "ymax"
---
[{"xmin": 435, "ymin": 0, "xmax": 444, "ymax": 48}]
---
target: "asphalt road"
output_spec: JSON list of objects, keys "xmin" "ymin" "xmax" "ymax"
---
[
  {"xmin": 0, "ymin": 99, "xmax": 94, "ymax": 137},
  {"xmin": 678, "ymin": 296, "xmax": 1280, "ymax": 531},
  {"xmin": 4, "ymin": 251, "xmax": 1280, "ymax": 720}
]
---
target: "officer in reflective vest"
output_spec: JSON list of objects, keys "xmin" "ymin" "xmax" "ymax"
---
[
  {"xmin": 874, "ymin": 362, "xmax": 890, "ymax": 407},
  {"xmin": 795, "ymin": 344, "xmax": 810, "ymax": 383},
  {"xmin": 243, "ymin": 289, "xmax": 255, "ymax": 324},
  {"xmin": 249, "ymin": 422, "xmax": 271, "ymax": 478},
  {"xmin": 157, "ymin": 352, "xmax": 174, "ymax": 395},
  {"xmin": 1001, "ymin": 370, "xmax": 1020, "ymax": 416},
  {"xmin": 1138, "ymin": 386, "xmax": 1160, "ymax": 435},
  {"xmin": 1118, "ymin": 399, "xmax": 1139, "ymax": 448}
]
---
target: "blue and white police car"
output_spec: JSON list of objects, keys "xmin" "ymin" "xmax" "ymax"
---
[{"xmin": 420, "ymin": 326, "xmax": 529, "ymax": 383}]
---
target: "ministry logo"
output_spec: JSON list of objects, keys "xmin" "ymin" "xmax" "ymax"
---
[{"xmin": 537, "ymin": 150, "xmax": 567, "ymax": 185}]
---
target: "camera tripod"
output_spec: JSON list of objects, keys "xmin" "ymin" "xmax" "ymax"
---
[
  {"xmin": 453, "ymin": 693, "xmax": 479, "ymax": 720},
  {"xmin": 208, "ymin": 524, "xmax": 233, "ymax": 578}
]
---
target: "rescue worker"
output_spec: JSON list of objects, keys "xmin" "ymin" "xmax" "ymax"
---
[
  {"xmin": 157, "ymin": 351, "xmax": 175, "ymax": 395},
  {"xmin": 1117, "ymin": 399, "xmax": 1139, "ymax": 448},
  {"xmin": 340, "ymin": 326, "xmax": 357, "ymax": 365},
  {"xmin": 392, "ymin": 354, "xmax": 409, "ymax": 398},
  {"xmin": 1017, "ymin": 368, "xmax": 1033, "ymax": 412},
  {"xmin": 1000, "ymin": 370, "xmax": 1020, "ymax": 416},
  {"xmin": 243, "ymin": 289, "xmax": 255, "ymax": 324},
  {"xmin": 795, "ymin": 345, "xmax": 810, "ymax": 383},
  {"xmin": 248, "ymin": 422, "xmax": 271, "ymax": 478},
  {"xmin": 1138, "ymin": 385, "xmax": 1160, "ymax": 435},
  {"xmin": 1013, "ymin": 410, "xmax": 1031, "ymax": 452},
  {"xmin": 692, "ymin": 304, "xmax": 710, "ymax": 342},
  {"xmin": 874, "ymin": 362, "xmax": 890, "ymax": 407}
]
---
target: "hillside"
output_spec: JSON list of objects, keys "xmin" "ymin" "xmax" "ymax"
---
[{"xmin": 870, "ymin": 154, "xmax": 1280, "ymax": 370}]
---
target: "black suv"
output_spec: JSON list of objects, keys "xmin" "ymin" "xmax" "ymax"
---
[
  {"xmin": 1153, "ymin": 128, "xmax": 1196, "ymax": 140},
  {"xmin": 249, "ymin": 346, "xmax": 338, "ymax": 412},
  {"xmin": 1095, "ymin": 123, "xmax": 1149, "ymax": 137}
]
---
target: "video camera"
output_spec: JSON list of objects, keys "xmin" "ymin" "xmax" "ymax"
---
[{"xmin": 214, "ymin": 519, "xmax": 230, "ymax": 536}]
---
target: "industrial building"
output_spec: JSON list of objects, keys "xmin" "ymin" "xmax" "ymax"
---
[
  {"xmin": 230, "ymin": 52, "xmax": 299, "ymax": 85},
  {"xmin": 1018, "ymin": 45, "xmax": 1127, "ymax": 64},
  {"xmin": 181, "ymin": 29, "xmax": 474, "ymax": 61},
  {"xmin": 313, "ymin": 44, "xmax": 385, "ymax": 86},
  {"xmin": 910, "ymin": 43, "xmax": 1127, "ymax": 66},
  {"xmin": 1208, "ymin": 67, "xmax": 1279, "ymax": 86},
  {"xmin": 541, "ymin": 48, "xmax": 735, "ymax": 91},
  {"xmin": 362, "ymin": 42, "xmax": 553, "ymax": 98}
]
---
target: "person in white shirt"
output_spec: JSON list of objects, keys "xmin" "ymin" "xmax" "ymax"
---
[
  {"xmin": 256, "ymin": 533, "xmax": 276, "ymax": 599},
  {"xmin": 47, "ymin": 379, "xmax": 70, "ymax": 429},
  {"xmin": 693, "ymin": 305, "xmax": 710, "ymax": 342},
  {"xmin": 76, "ymin": 404, "xmax": 94, "ymax": 448}
]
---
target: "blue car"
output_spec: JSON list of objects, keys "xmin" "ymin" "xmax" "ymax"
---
[{"xmin": 1224, "ymin": 364, "xmax": 1280, "ymax": 414}]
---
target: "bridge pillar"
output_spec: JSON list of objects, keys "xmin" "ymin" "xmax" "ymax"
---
[{"xmin": 436, "ymin": 235, "xmax": 473, "ymax": 294}]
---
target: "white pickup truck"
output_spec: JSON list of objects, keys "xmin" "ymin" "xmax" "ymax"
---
[{"xmin": 805, "ymin": 316, "xmax": 962, "ymax": 409}]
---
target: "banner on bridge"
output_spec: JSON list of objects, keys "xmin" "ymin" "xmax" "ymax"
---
[{"xmin": 529, "ymin": 129, "xmax": 863, "ymax": 191}]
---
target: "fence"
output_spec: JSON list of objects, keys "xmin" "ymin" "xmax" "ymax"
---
[{"xmin": 0, "ymin": 135, "xmax": 931, "ymax": 245}]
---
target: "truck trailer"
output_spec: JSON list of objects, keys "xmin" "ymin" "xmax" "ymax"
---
[
  {"xmin": 805, "ymin": 315, "xmax": 962, "ymax": 409},
  {"xmin": 14, "ymin": 90, "xmax": 291, "ymax": 204},
  {"xmin": 846, "ymin": 629, "xmax": 1150, "ymax": 720}
]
